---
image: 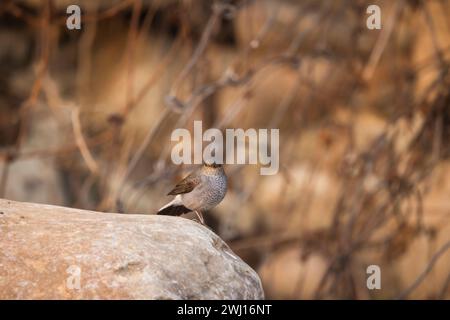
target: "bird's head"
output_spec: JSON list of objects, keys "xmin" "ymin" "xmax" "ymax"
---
[
  {"xmin": 202, "ymin": 161, "xmax": 224, "ymax": 174},
  {"xmin": 203, "ymin": 161, "xmax": 222, "ymax": 168}
]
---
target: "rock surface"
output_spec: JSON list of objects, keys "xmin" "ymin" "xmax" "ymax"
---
[{"xmin": 0, "ymin": 199, "xmax": 264, "ymax": 299}]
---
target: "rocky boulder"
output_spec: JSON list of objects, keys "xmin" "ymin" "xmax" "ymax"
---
[{"xmin": 0, "ymin": 199, "xmax": 264, "ymax": 299}]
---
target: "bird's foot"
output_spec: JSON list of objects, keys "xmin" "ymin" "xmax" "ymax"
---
[{"xmin": 194, "ymin": 210, "xmax": 205, "ymax": 225}]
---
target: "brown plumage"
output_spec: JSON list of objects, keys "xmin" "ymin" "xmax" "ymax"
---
[{"xmin": 167, "ymin": 173, "xmax": 200, "ymax": 195}]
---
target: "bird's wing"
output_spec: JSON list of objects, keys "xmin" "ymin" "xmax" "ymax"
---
[{"xmin": 167, "ymin": 172, "xmax": 200, "ymax": 195}]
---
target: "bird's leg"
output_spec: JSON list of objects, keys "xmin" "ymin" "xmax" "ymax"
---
[{"xmin": 194, "ymin": 210, "xmax": 205, "ymax": 225}]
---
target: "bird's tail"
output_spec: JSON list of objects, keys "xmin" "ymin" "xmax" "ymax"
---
[{"xmin": 157, "ymin": 196, "xmax": 192, "ymax": 216}]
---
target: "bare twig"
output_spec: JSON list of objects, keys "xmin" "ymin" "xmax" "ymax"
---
[
  {"xmin": 396, "ymin": 240, "xmax": 450, "ymax": 299},
  {"xmin": 71, "ymin": 108, "xmax": 99, "ymax": 175},
  {"xmin": 362, "ymin": 1, "xmax": 403, "ymax": 81}
]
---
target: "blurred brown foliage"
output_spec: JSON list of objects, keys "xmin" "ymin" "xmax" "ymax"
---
[{"xmin": 0, "ymin": 0, "xmax": 449, "ymax": 299}]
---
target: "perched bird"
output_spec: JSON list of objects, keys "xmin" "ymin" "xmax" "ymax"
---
[{"xmin": 157, "ymin": 163, "xmax": 227, "ymax": 224}]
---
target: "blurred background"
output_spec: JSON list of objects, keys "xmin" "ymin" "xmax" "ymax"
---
[{"xmin": 0, "ymin": 0, "xmax": 449, "ymax": 299}]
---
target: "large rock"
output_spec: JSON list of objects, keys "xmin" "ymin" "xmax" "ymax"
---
[{"xmin": 0, "ymin": 199, "xmax": 264, "ymax": 299}]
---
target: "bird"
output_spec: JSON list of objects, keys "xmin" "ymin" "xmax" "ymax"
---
[{"xmin": 157, "ymin": 162, "xmax": 227, "ymax": 224}]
